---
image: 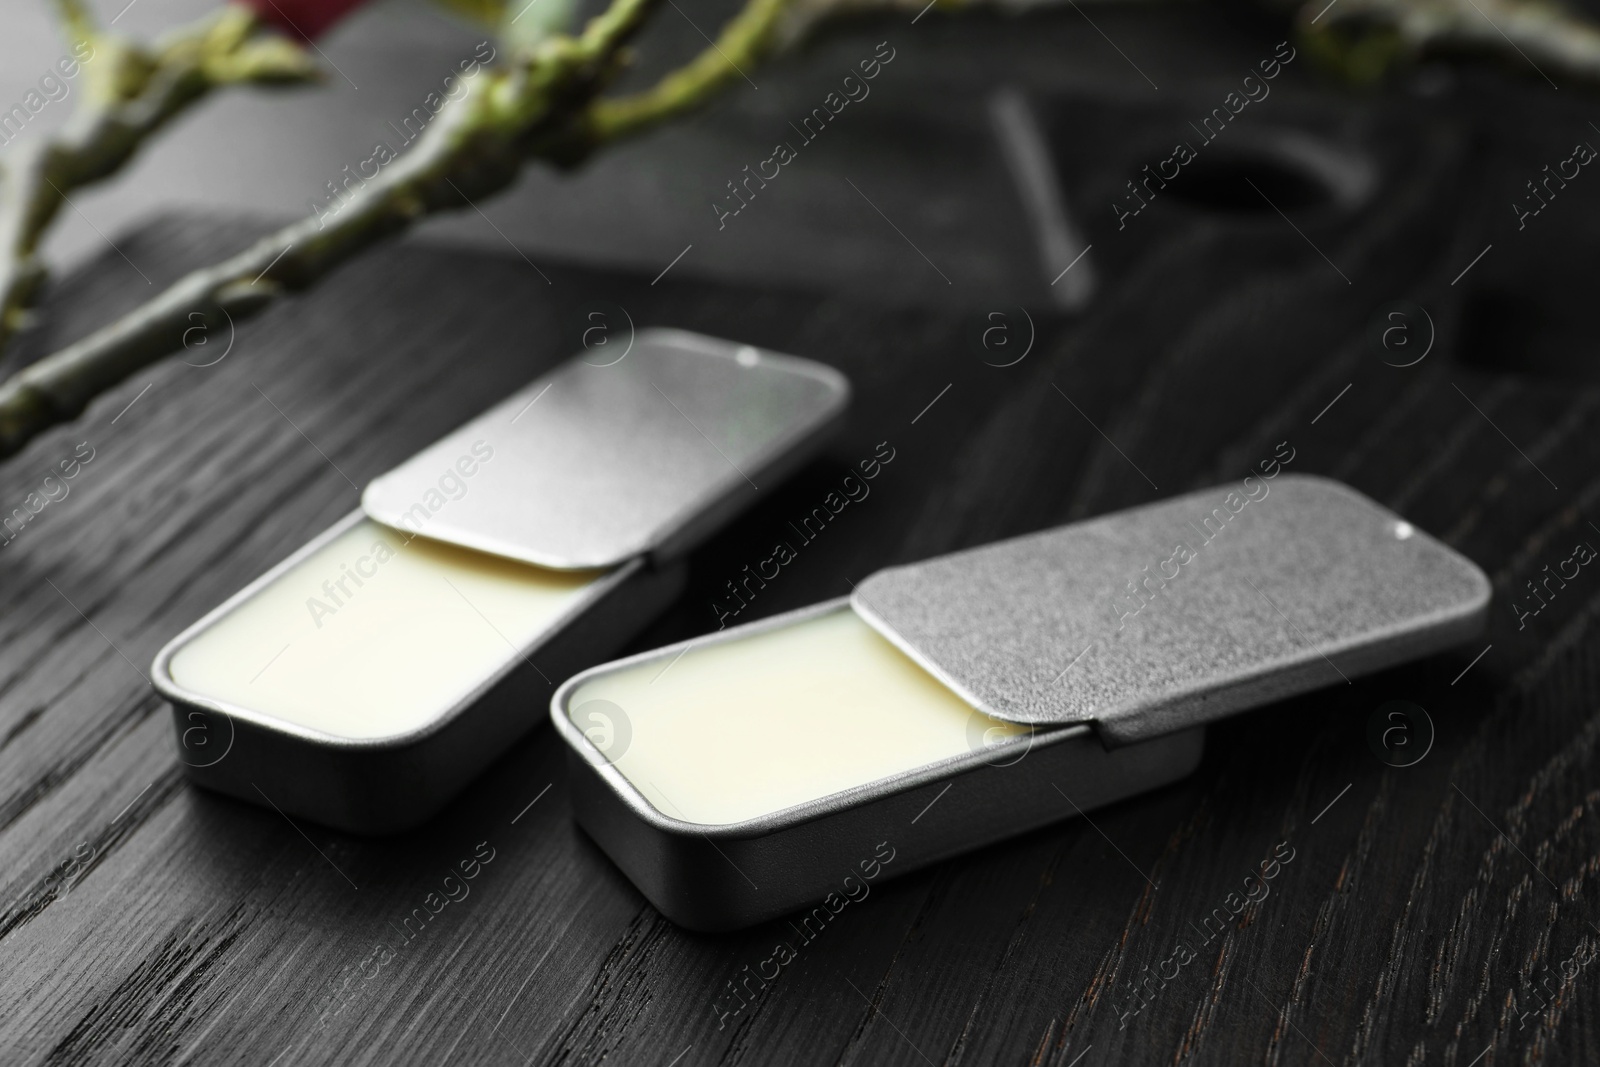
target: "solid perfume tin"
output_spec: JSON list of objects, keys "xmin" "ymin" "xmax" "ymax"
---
[
  {"xmin": 152, "ymin": 329, "xmax": 850, "ymax": 833},
  {"xmin": 553, "ymin": 474, "xmax": 1491, "ymax": 930}
]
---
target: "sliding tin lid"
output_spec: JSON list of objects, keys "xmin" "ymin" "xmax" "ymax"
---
[
  {"xmin": 851, "ymin": 474, "xmax": 1492, "ymax": 745},
  {"xmin": 362, "ymin": 329, "xmax": 849, "ymax": 570}
]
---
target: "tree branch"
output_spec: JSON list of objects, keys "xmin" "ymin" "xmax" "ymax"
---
[
  {"xmin": 584, "ymin": 0, "xmax": 1015, "ymax": 141},
  {"xmin": 1301, "ymin": 0, "xmax": 1600, "ymax": 85},
  {"xmin": 6, "ymin": 0, "xmax": 1600, "ymax": 461},
  {"xmin": 587, "ymin": 0, "xmax": 790, "ymax": 141},
  {"xmin": 0, "ymin": 0, "xmax": 662, "ymax": 457},
  {"xmin": 0, "ymin": 5, "xmax": 317, "ymax": 359}
]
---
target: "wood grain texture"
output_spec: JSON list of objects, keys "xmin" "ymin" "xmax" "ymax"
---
[{"xmin": 0, "ymin": 184, "xmax": 1596, "ymax": 1067}]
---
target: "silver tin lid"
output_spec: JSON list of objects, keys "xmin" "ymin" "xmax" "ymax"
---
[
  {"xmin": 362, "ymin": 329, "xmax": 849, "ymax": 569},
  {"xmin": 851, "ymin": 475, "xmax": 1490, "ymax": 744}
]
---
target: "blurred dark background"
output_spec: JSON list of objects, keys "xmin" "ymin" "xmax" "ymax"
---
[{"xmin": 6, "ymin": 0, "xmax": 1598, "ymax": 380}]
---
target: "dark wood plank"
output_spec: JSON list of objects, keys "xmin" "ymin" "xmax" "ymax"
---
[{"xmin": 1, "ymin": 157, "xmax": 1598, "ymax": 1067}]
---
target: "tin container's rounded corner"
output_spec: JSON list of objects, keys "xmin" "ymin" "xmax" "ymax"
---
[
  {"xmin": 787, "ymin": 354, "xmax": 852, "ymax": 419},
  {"xmin": 1458, "ymin": 558, "xmax": 1495, "ymax": 624},
  {"xmin": 149, "ymin": 634, "xmax": 192, "ymax": 719},
  {"xmin": 1165, "ymin": 722, "xmax": 1208, "ymax": 780},
  {"xmin": 548, "ymin": 665, "xmax": 590, "ymax": 737}
]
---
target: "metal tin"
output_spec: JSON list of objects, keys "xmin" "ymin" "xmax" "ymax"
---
[
  {"xmin": 853, "ymin": 474, "xmax": 1491, "ymax": 744},
  {"xmin": 553, "ymin": 599, "xmax": 1205, "ymax": 932},
  {"xmin": 154, "ymin": 514, "xmax": 682, "ymax": 833},
  {"xmin": 554, "ymin": 477, "xmax": 1489, "ymax": 930},
  {"xmin": 363, "ymin": 329, "xmax": 850, "ymax": 570},
  {"xmin": 152, "ymin": 331, "xmax": 849, "ymax": 834}
]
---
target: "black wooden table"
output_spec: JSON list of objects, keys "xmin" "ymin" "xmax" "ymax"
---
[{"xmin": 1, "ymin": 162, "xmax": 1597, "ymax": 1067}]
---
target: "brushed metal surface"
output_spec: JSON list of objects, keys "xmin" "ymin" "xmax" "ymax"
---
[
  {"xmin": 852, "ymin": 474, "xmax": 1491, "ymax": 743},
  {"xmin": 362, "ymin": 328, "xmax": 850, "ymax": 570}
]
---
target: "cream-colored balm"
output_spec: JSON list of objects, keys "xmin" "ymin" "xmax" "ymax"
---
[
  {"xmin": 169, "ymin": 519, "xmax": 607, "ymax": 740},
  {"xmin": 568, "ymin": 606, "xmax": 1028, "ymax": 825}
]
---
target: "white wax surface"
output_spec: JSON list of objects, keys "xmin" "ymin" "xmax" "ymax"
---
[
  {"xmin": 169, "ymin": 518, "xmax": 607, "ymax": 740},
  {"xmin": 568, "ymin": 606, "xmax": 1028, "ymax": 825}
]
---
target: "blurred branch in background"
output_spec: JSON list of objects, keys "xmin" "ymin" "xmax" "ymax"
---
[
  {"xmin": 1299, "ymin": 0, "xmax": 1600, "ymax": 86},
  {"xmin": 0, "ymin": 1, "xmax": 316, "ymax": 359},
  {"xmin": 1, "ymin": 0, "xmax": 1600, "ymax": 462}
]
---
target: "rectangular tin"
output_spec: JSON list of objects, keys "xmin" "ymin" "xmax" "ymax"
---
[
  {"xmin": 152, "ymin": 331, "xmax": 849, "ymax": 834},
  {"xmin": 554, "ymin": 477, "xmax": 1489, "ymax": 930},
  {"xmin": 155, "ymin": 512, "xmax": 683, "ymax": 833},
  {"xmin": 553, "ymin": 598, "xmax": 1206, "ymax": 932}
]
